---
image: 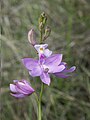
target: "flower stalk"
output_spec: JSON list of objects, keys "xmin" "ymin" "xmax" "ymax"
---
[
  {"xmin": 40, "ymin": 30, "xmax": 43, "ymax": 44},
  {"xmin": 38, "ymin": 13, "xmax": 45, "ymax": 119},
  {"xmin": 38, "ymin": 83, "xmax": 44, "ymax": 120}
]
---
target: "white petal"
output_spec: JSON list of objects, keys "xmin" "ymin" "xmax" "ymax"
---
[
  {"xmin": 34, "ymin": 44, "xmax": 41, "ymax": 52},
  {"xmin": 34, "ymin": 44, "xmax": 48, "ymax": 52},
  {"xmin": 41, "ymin": 44, "xmax": 48, "ymax": 49},
  {"xmin": 44, "ymin": 49, "xmax": 52, "ymax": 57},
  {"xmin": 10, "ymin": 84, "xmax": 17, "ymax": 93}
]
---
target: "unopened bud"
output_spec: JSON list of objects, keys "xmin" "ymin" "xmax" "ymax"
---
[
  {"xmin": 41, "ymin": 12, "xmax": 47, "ymax": 25},
  {"xmin": 39, "ymin": 22, "xmax": 44, "ymax": 31},
  {"xmin": 43, "ymin": 26, "xmax": 51, "ymax": 40},
  {"xmin": 39, "ymin": 12, "xmax": 47, "ymax": 31},
  {"xmin": 28, "ymin": 29, "xmax": 36, "ymax": 46}
]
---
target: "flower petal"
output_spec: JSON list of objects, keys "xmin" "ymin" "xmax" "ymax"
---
[
  {"xmin": 54, "ymin": 66, "xmax": 76, "ymax": 78},
  {"xmin": 44, "ymin": 49, "xmax": 52, "ymax": 57},
  {"xmin": 41, "ymin": 44, "xmax": 48, "ymax": 48},
  {"xmin": 13, "ymin": 80, "xmax": 18, "ymax": 83},
  {"xmin": 16, "ymin": 81, "xmax": 35, "ymax": 94},
  {"xmin": 40, "ymin": 72, "xmax": 50, "ymax": 85},
  {"xmin": 44, "ymin": 54, "xmax": 63, "ymax": 66},
  {"xmin": 48, "ymin": 65, "xmax": 65, "ymax": 73},
  {"xmin": 63, "ymin": 66, "xmax": 76, "ymax": 73},
  {"xmin": 54, "ymin": 73, "xmax": 70, "ymax": 78},
  {"xmin": 60, "ymin": 62, "xmax": 67, "ymax": 66},
  {"xmin": 39, "ymin": 54, "xmax": 46, "ymax": 64},
  {"xmin": 11, "ymin": 93, "xmax": 26, "ymax": 98},
  {"xmin": 22, "ymin": 58, "xmax": 39, "ymax": 70},
  {"xmin": 34, "ymin": 44, "xmax": 48, "ymax": 52},
  {"xmin": 29, "ymin": 66, "xmax": 42, "ymax": 77},
  {"xmin": 10, "ymin": 84, "xmax": 17, "ymax": 93},
  {"xmin": 15, "ymin": 86, "xmax": 34, "ymax": 95}
]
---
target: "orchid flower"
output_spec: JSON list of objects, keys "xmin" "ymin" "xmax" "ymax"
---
[
  {"xmin": 22, "ymin": 54, "xmax": 75, "ymax": 85},
  {"xmin": 34, "ymin": 44, "xmax": 52, "ymax": 58},
  {"xmin": 10, "ymin": 79, "xmax": 35, "ymax": 98},
  {"xmin": 28, "ymin": 29, "xmax": 52, "ymax": 58}
]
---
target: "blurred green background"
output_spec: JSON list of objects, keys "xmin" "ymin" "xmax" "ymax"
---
[{"xmin": 1, "ymin": 0, "xmax": 90, "ymax": 120}]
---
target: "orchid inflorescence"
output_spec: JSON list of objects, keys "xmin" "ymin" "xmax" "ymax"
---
[{"xmin": 10, "ymin": 12, "xmax": 76, "ymax": 120}]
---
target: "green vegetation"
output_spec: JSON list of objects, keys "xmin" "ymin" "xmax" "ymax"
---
[{"xmin": 1, "ymin": 0, "xmax": 90, "ymax": 120}]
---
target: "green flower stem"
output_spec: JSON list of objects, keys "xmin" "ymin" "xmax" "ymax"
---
[
  {"xmin": 38, "ymin": 19, "xmax": 44, "ymax": 120},
  {"xmin": 38, "ymin": 100, "xmax": 41, "ymax": 120},
  {"xmin": 40, "ymin": 30, "xmax": 43, "ymax": 44},
  {"xmin": 38, "ymin": 83, "xmax": 44, "ymax": 120}
]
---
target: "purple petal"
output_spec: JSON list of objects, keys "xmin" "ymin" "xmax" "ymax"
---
[
  {"xmin": 13, "ymin": 80, "xmax": 18, "ymax": 83},
  {"xmin": 60, "ymin": 62, "xmax": 67, "ymax": 66},
  {"xmin": 11, "ymin": 93, "xmax": 26, "ymax": 98},
  {"xmin": 22, "ymin": 58, "xmax": 39, "ymax": 70},
  {"xmin": 40, "ymin": 72, "xmax": 50, "ymax": 85},
  {"xmin": 39, "ymin": 54, "xmax": 46, "ymax": 64},
  {"xmin": 63, "ymin": 66, "xmax": 76, "ymax": 73},
  {"xmin": 54, "ymin": 66, "xmax": 76, "ymax": 78},
  {"xmin": 16, "ymin": 81, "xmax": 35, "ymax": 94},
  {"xmin": 44, "ymin": 54, "xmax": 63, "ymax": 66},
  {"xmin": 15, "ymin": 86, "xmax": 34, "ymax": 95},
  {"xmin": 21, "ymin": 79, "xmax": 31, "ymax": 86},
  {"xmin": 29, "ymin": 66, "xmax": 42, "ymax": 77},
  {"xmin": 48, "ymin": 65, "xmax": 65, "ymax": 73},
  {"xmin": 54, "ymin": 73, "xmax": 71, "ymax": 78},
  {"xmin": 10, "ymin": 84, "xmax": 17, "ymax": 93}
]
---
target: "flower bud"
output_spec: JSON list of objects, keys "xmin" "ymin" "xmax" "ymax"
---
[
  {"xmin": 41, "ymin": 12, "xmax": 47, "ymax": 25},
  {"xmin": 39, "ymin": 12, "xmax": 47, "ymax": 31},
  {"xmin": 43, "ymin": 26, "xmax": 51, "ymax": 40},
  {"xmin": 10, "ymin": 79, "xmax": 35, "ymax": 98},
  {"xmin": 28, "ymin": 29, "xmax": 36, "ymax": 46},
  {"xmin": 39, "ymin": 22, "xmax": 44, "ymax": 31}
]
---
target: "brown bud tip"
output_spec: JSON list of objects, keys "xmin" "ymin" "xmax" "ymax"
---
[
  {"xmin": 46, "ymin": 26, "xmax": 51, "ymax": 33},
  {"xmin": 28, "ymin": 29, "xmax": 36, "ymax": 46}
]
